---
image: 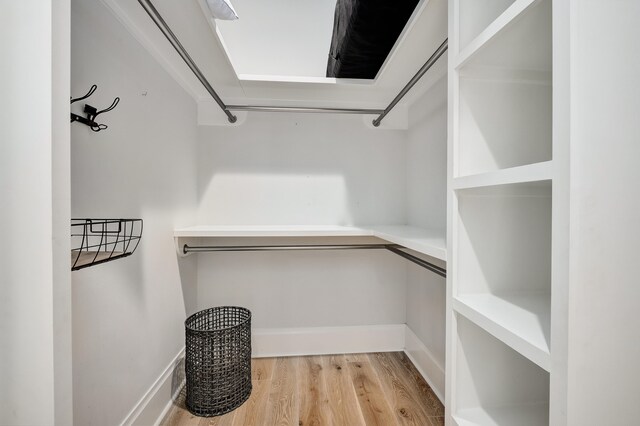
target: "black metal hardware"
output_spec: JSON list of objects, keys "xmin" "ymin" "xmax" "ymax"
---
[
  {"xmin": 71, "ymin": 219, "xmax": 143, "ymax": 271},
  {"xmin": 185, "ymin": 307, "xmax": 252, "ymax": 417},
  {"xmin": 70, "ymin": 85, "xmax": 120, "ymax": 132}
]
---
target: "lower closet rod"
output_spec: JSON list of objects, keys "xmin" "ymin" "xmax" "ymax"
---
[
  {"xmin": 183, "ymin": 244, "xmax": 388, "ymax": 253},
  {"xmin": 182, "ymin": 244, "xmax": 446, "ymax": 278}
]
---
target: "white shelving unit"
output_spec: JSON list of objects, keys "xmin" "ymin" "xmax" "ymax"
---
[
  {"xmin": 454, "ymin": 292, "xmax": 550, "ymax": 370},
  {"xmin": 174, "ymin": 224, "xmax": 447, "ymax": 261},
  {"xmin": 456, "ymin": 0, "xmax": 518, "ymax": 52},
  {"xmin": 453, "ymin": 317, "xmax": 550, "ymax": 426},
  {"xmin": 455, "ymin": 0, "xmax": 552, "ymax": 178},
  {"xmin": 448, "ymin": 0, "xmax": 555, "ymax": 423},
  {"xmin": 452, "ymin": 161, "xmax": 552, "ymax": 190}
]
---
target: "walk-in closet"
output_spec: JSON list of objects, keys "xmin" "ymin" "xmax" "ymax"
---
[{"xmin": 3, "ymin": 0, "xmax": 640, "ymax": 425}]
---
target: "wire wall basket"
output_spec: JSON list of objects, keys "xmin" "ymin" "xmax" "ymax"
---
[{"xmin": 71, "ymin": 219, "xmax": 143, "ymax": 271}]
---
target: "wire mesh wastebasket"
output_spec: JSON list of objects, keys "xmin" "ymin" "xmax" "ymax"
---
[{"xmin": 185, "ymin": 306, "xmax": 252, "ymax": 417}]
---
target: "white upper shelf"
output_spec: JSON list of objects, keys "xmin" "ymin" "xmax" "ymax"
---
[
  {"xmin": 102, "ymin": 0, "xmax": 448, "ymax": 109},
  {"xmin": 455, "ymin": 0, "xmax": 551, "ymax": 73},
  {"xmin": 174, "ymin": 225, "xmax": 368, "ymax": 238},
  {"xmin": 174, "ymin": 225, "xmax": 446, "ymax": 261}
]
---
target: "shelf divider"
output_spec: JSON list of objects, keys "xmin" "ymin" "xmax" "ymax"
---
[
  {"xmin": 455, "ymin": 0, "xmax": 540, "ymax": 69},
  {"xmin": 454, "ymin": 292, "xmax": 551, "ymax": 371},
  {"xmin": 453, "ymin": 160, "xmax": 552, "ymax": 190}
]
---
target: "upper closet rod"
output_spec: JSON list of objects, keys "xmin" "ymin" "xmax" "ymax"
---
[
  {"xmin": 137, "ymin": 0, "xmax": 238, "ymax": 123},
  {"xmin": 138, "ymin": 0, "xmax": 447, "ymax": 127},
  {"xmin": 372, "ymin": 38, "xmax": 448, "ymax": 127},
  {"xmin": 226, "ymin": 105, "xmax": 385, "ymax": 115}
]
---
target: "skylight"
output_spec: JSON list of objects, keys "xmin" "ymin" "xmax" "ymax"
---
[{"xmin": 214, "ymin": 0, "xmax": 337, "ymax": 79}]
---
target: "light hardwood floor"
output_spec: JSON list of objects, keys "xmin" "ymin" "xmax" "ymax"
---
[{"xmin": 161, "ymin": 352, "xmax": 444, "ymax": 426}]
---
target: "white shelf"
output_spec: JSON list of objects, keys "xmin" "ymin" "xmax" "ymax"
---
[
  {"xmin": 173, "ymin": 225, "xmax": 369, "ymax": 238},
  {"xmin": 456, "ymin": 0, "xmax": 544, "ymax": 70},
  {"xmin": 454, "ymin": 317, "xmax": 550, "ymax": 423},
  {"xmin": 455, "ymin": 0, "xmax": 552, "ymax": 178},
  {"xmin": 453, "ymin": 161, "xmax": 552, "ymax": 190},
  {"xmin": 454, "ymin": 293, "xmax": 550, "ymax": 371},
  {"xmin": 454, "ymin": 403, "xmax": 549, "ymax": 426},
  {"xmin": 174, "ymin": 225, "xmax": 447, "ymax": 261},
  {"xmin": 457, "ymin": 0, "xmax": 517, "ymax": 52},
  {"xmin": 367, "ymin": 225, "xmax": 447, "ymax": 261}
]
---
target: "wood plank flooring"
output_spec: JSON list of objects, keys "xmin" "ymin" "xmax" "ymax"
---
[{"xmin": 161, "ymin": 352, "xmax": 444, "ymax": 426}]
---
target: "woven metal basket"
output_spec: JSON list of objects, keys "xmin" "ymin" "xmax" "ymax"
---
[{"xmin": 185, "ymin": 306, "xmax": 252, "ymax": 417}]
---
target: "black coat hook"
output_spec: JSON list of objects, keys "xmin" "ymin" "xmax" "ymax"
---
[{"xmin": 70, "ymin": 84, "xmax": 119, "ymax": 132}]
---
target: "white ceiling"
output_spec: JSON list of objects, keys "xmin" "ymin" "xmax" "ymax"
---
[
  {"xmin": 216, "ymin": 0, "xmax": 337, "ymax": 78},
  {"xmin": 99, "ymin": 0, "xmax": 448, "ymax": 123}
]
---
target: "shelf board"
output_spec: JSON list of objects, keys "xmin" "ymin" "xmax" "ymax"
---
[
  {"xmin": 454, "ymin": 292, "xmax": 551, "ymax": 371},
  {"xmin": 455, "ymin": 0, "xmax": 541, "ymax": 70},
  {"xmin": 453, "ymin": 161, "xmax": 552, "ymax": 190},
  {"xmin": 174, "ymin": 225, "xmax": 447, "ymax": 262},
  {"xmin": 368, "ymin": 225, "xmax": 446, "ymax": 261},
  {"xmin": 454, "ymin": 403, "xmax": 549, "ymax": 426},
  {"xmin": 173, "ymin": 225, "xmax": 370, "ymax": 238}
]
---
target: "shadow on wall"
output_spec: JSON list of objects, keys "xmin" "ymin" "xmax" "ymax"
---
[
  {"xmin": 196, "ymin": 113, "xmax": 408, "ymax": 226},
  {"xmin": 171, "ymin": 356, "xmax": 186, "ymax": 404},
  {"xmin": 177, "ymin": 254, "xmax": 198, "ymax": 317}
]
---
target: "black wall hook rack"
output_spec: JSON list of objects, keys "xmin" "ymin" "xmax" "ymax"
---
[{"xmin": 70, "ymin": 84, "xmax": 120, "ymax": 132}]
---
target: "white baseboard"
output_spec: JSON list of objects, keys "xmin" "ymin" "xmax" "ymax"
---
[
  {"xmin": 404, "ymin": 326, "xmax": 445, "ymax": 403},
  {"xmin": 120, "ymin": 348, "xmax": 185, "ymax": 426},
  {"xmin": 252, "ymin": 324, "xmax": 406, "ymax": 358}
]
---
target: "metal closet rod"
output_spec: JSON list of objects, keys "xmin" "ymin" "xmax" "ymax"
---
[
  {"xmin": 137, "ymin": 0, "xmax": 237, "ymax": 123},
  {"xmin": 183, "ymin": 244, "xmax": 447, "ymax": 278},
  {"xmin": 372, "ymin": 38, "xmax": 448, "ymax": 127},
  {"xmin": 138, "ymin": 0, "xmax": 447, "ymax": 127},
  {"xmin": 226, "ymin": 105, "xmax": 385, "ymax": 115}
]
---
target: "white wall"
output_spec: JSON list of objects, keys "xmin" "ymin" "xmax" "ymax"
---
[
  {"xmin": 407, "ymin": 76, "xmax": 448, "ymax": 233},
  {"xmin": 216, "ymin": 0, "xmax": 337, "ymax": 77},
  {"xmin": 70, "ymin": 1, "xmax": 198, "ymax": 424},
  {"xmin": 197, "ymin": 249, "xmax": 407, "ymax": 329},
  {"xmin": 197, "ymin": 114, "xmax": 407, "ymax": 226},
  {"xmin": 53, "ymin": 0, "xmax": 73, "ymax": 423},
  {"xmin": 196, "ymin": 114, "xmax": 409, "ymax": 329},
  {"xmin": 565, "ymin": 1, "xmax": 640, "ymax": 424},
  {"xmin": 405, "ymin": 77, "xmax": 448, "ymax": 376},
  {"xmin": 0, "ymin": 1, "xmax": 71, "ymax": 424}
]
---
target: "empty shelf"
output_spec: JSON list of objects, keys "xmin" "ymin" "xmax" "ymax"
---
[
  {"xmin": 173, "ymin": 225, "xmax": 370, "ymax": 238},
  {"xmin": 453, "ymin": 161, "xmax": 553, "ymax": 190},
  {"xmin": 456, "ymin": 0, "xmax": 546, "ymax": 70},
  {"xmin": 368, "ymin": 225, "xmax": 446, "ymax": 261},
  {"xmin": 454, "ymin": 292, "xmax": 551, "ymax": 371},
  {"xmin": 455, "ymin": 403, "xmax": 549, "ymax": 426},
  {"xmin": 174, "ymin": 225, "xmax": 447, "ymax": 261}
]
